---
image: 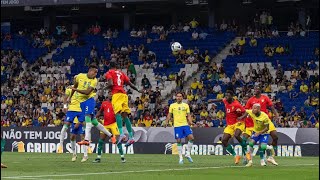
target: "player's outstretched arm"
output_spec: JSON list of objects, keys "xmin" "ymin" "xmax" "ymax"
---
[
  {"xmin": 270, "ymin": 105, "xmax": 279, "ymax": 120},
  {"xmin": 208, "ymin": 99, "xmax": 223, "ymax": 103},
  {"xmin": 95, "ymin": 109, "xmax": 103, "ymax": 119},
  {"xmin": 237, "ymin": 111, "xmax": 248, "ymax": 120},
  {"xmin": 127, "ymin": 81, "xmax": 143, "ymax": 93}
]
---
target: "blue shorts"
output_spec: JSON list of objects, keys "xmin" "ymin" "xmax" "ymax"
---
[
  {"xmin": 174, "ymin": 125, "xmax": 193, "ymax": 139},
  {"xmin": 80, "ymin": 98, "xmax": 96, "ymax": 116},
  {"xmin": 70, "ymin": 123, "xmax": 85, "ymax": 135},
  {"xmin": 65, "ymin": 111, "xmax": 85, "ymax": 123},
  {"xmin": 251, "ymin": 132, "xmax": 269, "ymax": 144}
]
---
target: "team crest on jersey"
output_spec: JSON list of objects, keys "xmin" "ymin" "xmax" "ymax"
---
[
  {"xmin": 262, "ymin": 99, "xmax": 265, "ymax": 102},
  {"xmin": 232, "ymin": 106, "xmax": 234, "ymax": 110}
]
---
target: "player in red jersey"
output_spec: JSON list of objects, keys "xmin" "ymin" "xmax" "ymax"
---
[
  {"xmin": 240, "ymin": 94, "xmax": 254, "ymax": 163},
  {"xmin": 245, "ymin": 86, "xmax": 279, "ymax": 164},
  {"xmin": 93, "ymin": 91, "xmax": 126, "ymax": 163},
  {"xmin": 209, "ymin": 90, "xmax": 249, "ymax": 164},
  {"xmin": 105, "ymin": 62, "xmax": 142, "ymax": 147}
]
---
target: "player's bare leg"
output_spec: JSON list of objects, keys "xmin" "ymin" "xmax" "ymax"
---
[
  {"xmin": 234, "ymin": 129, "xmax": 246, "ymax": 163},
  {"xmin": 185, "ymin": 134, "xmax": 194, "ymax": 163},
  {"xmin": 222, "ymin": 133, "xmax": 239, "ymax": 164},
  {"xmin": 267, "ymin": 130, "xmax": 278, "ymax": 165}
]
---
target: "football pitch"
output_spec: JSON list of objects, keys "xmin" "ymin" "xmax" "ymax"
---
[{"xmin": 1, "ymin": 153, "xmax": 319, "ymax": 180}]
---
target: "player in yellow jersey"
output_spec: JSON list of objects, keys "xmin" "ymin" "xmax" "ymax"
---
[
  {"xmin": 70, "ymin": 64, "xmax": 115, "ymax": 147},
  {"xmin": 58, "ymin": 85, "xmax": 85, "ymax": 155},
  {"xmin": 238, "ymin": 103, "xmax": 278, "ymax": 167},
  {"xmin": 165, "ymin": 92, "xmax": 194, "ymax": 164}
]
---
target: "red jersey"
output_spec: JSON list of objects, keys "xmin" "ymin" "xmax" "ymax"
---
[
  {"xmin": 222, "ymin": 99, "xmax": 245, "ymax": 126},
  {"xmin": 105, "ymin": 69, "xmax": 130, "ymax": 94},
  {"xmin": 245, "ymin": 117, "xmax": 254, "ymax": 128},
  {"xmin": 100, "ymin": 101, "xmax": 116, "ymax": 126},
  {"xmin": 245, "ymin": 95, "xmax": 273, "ymax": 114}
]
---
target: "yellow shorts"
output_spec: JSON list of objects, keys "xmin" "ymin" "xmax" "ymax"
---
[
  {"xmin": 244, "ymin": 127, "xmax": 254, "ymax": 136},
  {"xmin": 224, "ymin": 122, "xmax": 245, "ymax": 136},
  {"xmin": 268, "ymin": 121, "xmax": 277, "ymax": 133},
  {"xmin": 112, "ymin": 93, "xmax": 130, "ymax": 114},
  {"xmin": 100, "ymin": 122, "xmax": 120, "ymax": 136}
]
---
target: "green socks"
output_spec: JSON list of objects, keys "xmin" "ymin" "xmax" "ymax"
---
[
  {"xmin": 85, "ymin": 116, "xmax": 92, "ymax": 123},
  {"xmin": 124, "ymin": 117, "xmax": 134, "ymax": 139},
  {"xmin": 97, "ymin": 139, "xmax": 104, "ymax": 157},
  {"xmin": 259, "ymin": 147, "xmax": 265, "ymax": 160},
  {"xmin": 241, "ymin": 137, "xmax": 248, "ymax": 155},
  {"xmin": 115, "ymin": 114, "xmax": 124, "ymax": 135},
  {"xmin": 226, "ymin": 144, "xmax": 236, "ymax": 156},
  {"xmin": 117, "ymin": 143, "xmax": 124, "ymax": 156},
  {"xmin": 1, "ymin": 138, "xmax": 5, "ymax": 156},
  {"xmin": 92, "ymin": 118, "xmax": 99, "ymax": 126}
]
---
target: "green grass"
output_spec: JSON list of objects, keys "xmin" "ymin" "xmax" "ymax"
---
[{"xmin": 1, "ymin": 152, "xmax": 319, "ymax": 180}]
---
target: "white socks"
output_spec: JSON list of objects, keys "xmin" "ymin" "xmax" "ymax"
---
[
  {"xmin": 71, "ymin": 140, "xmax": 76, "ymax": 155},
  {"xmin": 266, "ymin": 145, "xmax": 273, "ymax": 150},
  {"xmin": 186, "ymin": 141, "xmax": 193, "ymax": 156},
  {"xmin": 83, "ymin": 145, "xmax": 88, "ymax": 157},
  {"xmin": 60, "ymin": 125, "xmax": 68, "ymax": 144},
  {"xmin": 178, "ymin": 145, "xmax": 183, "ymax": 160},
  {"xmin": 84, "ymin": 123, "xmax": 93, "ymax": 141},
  {"xmin": 96, "ymin": 123, "xmax": 112, "ymax": 137}
]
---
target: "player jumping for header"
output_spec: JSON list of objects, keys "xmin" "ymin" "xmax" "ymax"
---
[{"xmin": 104, "ymin": 62, "xmax": 142, "ymax": 146}]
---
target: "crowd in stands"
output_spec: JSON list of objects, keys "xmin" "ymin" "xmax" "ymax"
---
[{"xmin": 1, "ymin": 13, "xmax": 319, "ymax": 129}]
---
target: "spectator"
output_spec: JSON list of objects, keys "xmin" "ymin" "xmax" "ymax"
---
[
  {"xmin": 68, "ymin": 56, "xmax": 75, "ymax": 66},
  {"xmin": 189, "ymin": 18, "xmax": 199, "ymax": 29},
  {"xmin": 275, "ymin": 45, "xmax": 284, "ymax": 54},
  {"xmin": 249, "ymin": 37, "xmax": 257, "ymax": 47},
  {"xmin": 191, "ymin": 31, "xmax": 199, "ymax": 40}
]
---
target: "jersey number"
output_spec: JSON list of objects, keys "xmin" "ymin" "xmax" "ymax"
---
[{"xmin": 116, "ymin": 73, "xmax": 122, "ymax": 86}]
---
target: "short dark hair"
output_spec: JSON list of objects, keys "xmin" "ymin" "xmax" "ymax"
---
[
  {"xmin": 110, "ymin": 61, "xmax": 117, "ymax": 68},
  {"xmin": 226, "ymin": 90, "xmax": 234, "ymax": 96},
  {"xmin": 176, "ymin": 92, "xmax": 183, "ymax": 96},
  {"xmin": 89, "ymin": 63, "xmax": 98, "ymax": 69}
]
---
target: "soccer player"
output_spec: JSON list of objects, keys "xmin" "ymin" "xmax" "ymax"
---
[
  {"xmin": 93, "ymin": 91, "xmax": 126, "ymax": 163},
  {"xmin": 208, "ymin": 90, "xmax": 248, "ymax": 164},
  {"xmin": 240, "ymin": 94, "xmax": 254, "ymax": 163},
  {"xmin": 71, "ymin": 64, "xmax": 115, "ymax": 146},
  {"xmin": 238, "ymin": 103, "xmax": 277, "ymax": 166},
  {"xmin": 58, "ymin": 85, "xmax": 85, "ymax": 154},
  {"xmin": 245, "ymin": 86, "xmax": 279, "ymax": 164},
  {"xmin": 1, "ymin": 135, "xmax": 7, "ymax": 168},
  {"xmin": 165, "ymin": 92, "xmax": 194, "ymax": 164},
  {"xmin": 70, "ymin": 117, "xmax": 88, "ymax": 162},
  {"xmin": 104, "ymin": 62, "xmax": 142, "ymax": 146}
]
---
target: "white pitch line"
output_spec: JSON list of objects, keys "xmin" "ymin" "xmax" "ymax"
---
[{"xmin": 1, "ymin": 164, "xmax": 317, "ymax": 179}]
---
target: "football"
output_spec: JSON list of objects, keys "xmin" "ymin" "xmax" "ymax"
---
[{"xmin": 171, "ymin": 42, "xmax": 182, "ymax": 52}]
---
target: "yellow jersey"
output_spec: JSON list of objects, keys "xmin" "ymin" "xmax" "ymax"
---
[
  {"xmin": 75, "ymin": 73, "xmax": 98, "ymax": 102},
  {"xmin": 246, "ymin": 110, "xmax": 270, "ymax": 133},
  {"xmin": 65, "ymin": 88, "xmax": 82, "ymax": 112},
  {"xmin": 169, "ymin": 102, "xmax": 190, "ymax": 127}
]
